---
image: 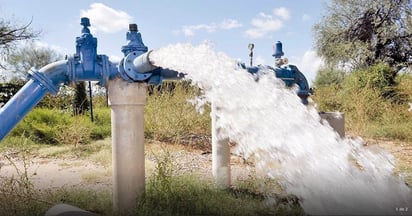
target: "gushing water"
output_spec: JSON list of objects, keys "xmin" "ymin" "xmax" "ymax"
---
[{"xmin": 151, "ymin": 43, "xmax": 412, "ymax": 215}]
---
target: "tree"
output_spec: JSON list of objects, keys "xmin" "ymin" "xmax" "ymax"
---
[
  {"xmin": 0, "ymin": 18, "xmax": 40, "ymax": 68},
  {"xmin": 313, "ymin": 66, "xmax": 346, "ymax": 87},
  {"xmin": 7, "ymin": 42, "xmax": 62, "ymax": 79},
  {"xmin": 313, "ymin": 0, "xmax": 412, "ymax": 83},
  {"xmin": 5, "ymin": 43, "xmax": 90, "ymax": 113},
  {"xmin": 73, "ymin": 81, "xmax": 89, "ymax": 115}
]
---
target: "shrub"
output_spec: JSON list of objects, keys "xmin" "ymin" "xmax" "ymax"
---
[
  {"xmin": 313, "ymin": 63, "xmax": 412, "ymax": 141},
  {"xmin": 11, "ymin": 109, "xmax": 73, "ymax": 144},
  {"xmin": 9, "ymin": 108, "xmax": 110, "ymax": 146},
  {"xmin": 144, "ymin": 81, "xmax": 211, "ymax": 148},
  {"xmin": 90, "ymin": 108, "xmax": 111, "ymax": 140}
]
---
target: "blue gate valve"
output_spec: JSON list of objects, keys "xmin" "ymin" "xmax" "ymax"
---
[
  {"xmin": 0, "ymin": 17, "xmax": 185, "ymax": 141},
  {"xmin": 241, "ymin": 41, "xmax": 312, "ymax": 105},
  {"xmin": 118, "ymin": 23, "xmax": 184, "ymax": 84},
  {"xmin": 66, "ymin": 17, "xmax": 114, "ymax": 87}
]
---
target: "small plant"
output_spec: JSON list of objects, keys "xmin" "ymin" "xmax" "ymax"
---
[
  {"xmin": 144, "ymin": 81, "xmax": 211, "ymax": 149},
  {"xmin": 0, "ymin": 138, "xmax": 50, "ymax": 215}
]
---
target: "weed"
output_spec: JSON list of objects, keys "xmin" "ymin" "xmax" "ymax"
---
[{"xmin": 144, "ymin": 81, "xmax": 211, "ymax": 150}]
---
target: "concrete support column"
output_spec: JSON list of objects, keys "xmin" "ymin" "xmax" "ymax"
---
[
  {"xmin": 108, "ymin": 78, "xmax": 147, "ymax": 215},
  {"xmin": 319, "ymin": 112, "xmax": 345, "ymax": 138},
  {"xmin": 211, "ymin": 103, "xmax": 231, "ymax": 188}
]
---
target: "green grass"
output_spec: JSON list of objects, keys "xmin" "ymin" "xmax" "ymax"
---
[
  {"xmin": 2, "ymin": 81, "xmax": 211, "ymax": 150},
  {"xmin": 312, "ymin": 64, "xmax": 412, "ymax": 143},
  {"xmin": 144, "ymin": 81, "xmax": 211, "ymax": 149},
  {"xmin": 0, "ymin": 139, "xmax": 304, "ymax": 216}
]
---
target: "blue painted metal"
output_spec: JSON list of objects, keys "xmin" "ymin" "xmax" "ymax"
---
[
  {"xmin": 118, "ymin": 24, "xmax": 153, "ymax": 82},
  {"xmin": 67, "ymin": 17, "xmax": 115, "ymax": 86},
  {"xmin": 0, "ymin": 17, "xmax": 184, "ymax": 141},
  {"xmin": 0, "ymin": 79, "xmax": 47, "ymax": 139},
  {"xmin": 118, "ymin": 24, "xmax": 183, "ymax": 84},
  {"xmin": 0, "ymin": 61, "xmax": 69, "ymax": 140},
  {"xmin": 241, "ymin": 41, "xmax": 312, "ymax": 105},
  {"xmin": 121, "ymin": 24, "xmax": 148, "ymax": 55},
  {"xmin": 272, "ymin": 41, "xmax": 284, "ymax": 58}
]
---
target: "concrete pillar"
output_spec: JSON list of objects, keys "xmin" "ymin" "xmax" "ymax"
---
[
  {"xmin": 211, "ymin": 103, "xmax": 231, "ymax": 188},
  {"xmin": 108, "ymin": 78, "xmax": 147, "ymax": 215},
  {"xmin": 319, "ymin": 112, "xmax": 345, "ymax": 138}
]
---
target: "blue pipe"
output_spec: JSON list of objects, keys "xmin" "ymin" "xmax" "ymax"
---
[
  {"xmin": 240, "ymin": 63, "xmax": 312, "ymax": 105},
  {"xmin": 0, "ymin": 17, "xmax": 180, "ymax": 141},
  {"xmin": 0, "ymin": 60, "xmax": 69, "ymax": 140},
  {"xmin": 119, "ymin": 49, "xmax": 184, "ymax": 85}
]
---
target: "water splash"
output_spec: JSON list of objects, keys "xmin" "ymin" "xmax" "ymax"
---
[{"xmin": 151, "ymin": 43, "xmax": 412, "ymax": 215}]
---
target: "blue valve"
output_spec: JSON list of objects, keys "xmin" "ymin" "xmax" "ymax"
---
[{"xmin": 67, "ymin": 17, "xmax": 112, "ymax": 86}]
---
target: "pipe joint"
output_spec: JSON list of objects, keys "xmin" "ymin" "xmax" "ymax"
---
[
  {"xmin": 118, "ymin": 50, "xmax": 184, "ymax": 84},
  {"xmin": 67, "ymin": 54, "xmax": 114, "ymax": 86},
  {"xmin": 119, "ymin": 51, "xmax": 154, "ymax": 82},
  {"xmin": 28, "ymin": 69, "xmax": 60, "ymax": 95}
]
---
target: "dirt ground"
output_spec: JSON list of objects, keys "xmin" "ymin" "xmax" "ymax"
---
[
  {"xmin": 0, "ymin": 140, "xmax": 253, "ymax": 191},
  {"xmin": 0, "ymin": 137, "xmax": 410, "ymax": 191}
]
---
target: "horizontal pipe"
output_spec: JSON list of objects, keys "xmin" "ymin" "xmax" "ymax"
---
[
  {"xmin": 132, "ymin": 50, "xmax": 157, "ymax": 73},
  {"xmin": 132, "ymin": 50, "xmax": 185, "ymax": 81},
  {"xmin": 0, "ymin": 60, "xmax": 68, "ymax": 141}
]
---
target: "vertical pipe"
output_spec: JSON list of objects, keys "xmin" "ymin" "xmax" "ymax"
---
[
  {"xmin": 0, "ymin": 79, "xmax": 48, "ymax": 140},
  {"xmin": 88, "ymin": 81, "xmax": 94, "ymax": 122},
  {"xmin": 108, "ymin": 78, "xmax": 147, "ymax": 215},
  {"xmin": 211, "ymin": 103, "xmax": 231, "ymax": 188}
]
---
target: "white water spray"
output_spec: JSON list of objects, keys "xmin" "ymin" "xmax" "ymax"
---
[{"xmin": 151, "ymin": 43, "xmax": 411, "ymax": 215}]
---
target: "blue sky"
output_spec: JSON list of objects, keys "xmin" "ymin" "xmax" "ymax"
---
[{"xmin": 0, "ymin": 0, "xmax": 328, "ymax": 83}]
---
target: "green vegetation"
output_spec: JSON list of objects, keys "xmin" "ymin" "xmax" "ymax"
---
[
  {"xmin": 0, "ymin": 139, "xmax": 303, "ymax": 216},
  {"xmin": 145, "ymin": 81, "xmax": 211, "ymax": 149},
  {"xmin": 1, "ymin": 82, "xmax": 210, "ymax": 149},
  {"xmin": 313, "ymin": 0, "xmax": 412, "ymax": 81},
  {"xmin": 313, "ymin": 63, "xmax": 412, "ymax": 141}
]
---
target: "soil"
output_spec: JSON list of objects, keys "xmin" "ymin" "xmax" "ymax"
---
[
  {"xmin": 0, "ymin": 137, "xmax": 410, "ymax": 191},
  {"xmin": 0, "ymin": 141, "xmax": 253, "ymax": 191}
]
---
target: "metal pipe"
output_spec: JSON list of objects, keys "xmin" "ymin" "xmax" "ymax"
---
[
  {"xmin": 108, "ymin": 78, "xmax": 146, "ymax": 215},
  {"xmin": 132, "ymin": 50, "xmax": 157, "ymax": 73},
  {"xmin": 211, "ymin": 103, "xmax": 231, "ymax": 188},
  {"xmin": 0, "ymin": 60, "xmax": 68, "ymax": 140}
]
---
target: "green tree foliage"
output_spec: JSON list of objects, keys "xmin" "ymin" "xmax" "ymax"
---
[
  {"xmin": 314, "ymin": 0, "xmax": 412, "ymax": 81},
  {"xmin": 313, "ymin": 66, "xmax": 346, "ymax": 87},
  {"xmin": 0, "ymin": 81, "xmax": 24, "ymax": 104},
  {"xmin": 313, "ymin": 63, "xmax": 412, "ymax": 140},
  {"xmin": 3, "ymin": 42, "xmax": 77, "ymax": 109},
  {"xmin": 73, "ymin": 81, "xmax": 89, "ymax": 115}
]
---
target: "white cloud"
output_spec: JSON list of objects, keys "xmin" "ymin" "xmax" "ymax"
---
[
  {"xmin": 182, "ymin": 24, "xmax": 216, "ymax": 36},
  {"xmin": 289, "ymin": 50, "xmax": 324, "ymax": 84},
  {"xmin": 273, "ymin": 7, "xmax": 290, "ymax": 20},
  {"xmin": 109, "ymin": 55, "xmax": 122, "ymax": 63},
  {"xmin": 254, "ymin": 55, "xmax": 266, "ymax": 65},
  {"xmin": 302, "ymin": 14, "xmax": 311, "ymax": 22},
  {"xmin": 181, "ymin": 19, "xmax": 242, "ymax": 37},
  {"xmin": 220, "ymin": 19, "xmax": 243, "ymax": 29},
  {"xmin": 245, "ymin": 13, "xmax": 283, "ymax": 39},
  {"xmin": 80, "ymin": 3, "xmax": 132, "ymax": 34}
]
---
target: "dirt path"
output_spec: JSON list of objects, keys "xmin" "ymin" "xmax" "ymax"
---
[
  {"xmin": 0, "ymin": 142, "xmax": 252, "ymax": 191},
  {"xmin": 0, "ymin": 137, "xmax": 410, "ymax": 191}
]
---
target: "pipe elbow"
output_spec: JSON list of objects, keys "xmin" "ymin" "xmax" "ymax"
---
[{"xmin": 29, "ymin": 60, "xmax": 69, "ymax": 95}]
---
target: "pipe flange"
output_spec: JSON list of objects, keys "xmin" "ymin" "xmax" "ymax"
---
[
  {"xmin": 28, "ymin": 69, "xmax": 59, "ymax": 95},
  {"xmin": 123, "ymin": 51, "xmax": 152, "ymax": 81}
]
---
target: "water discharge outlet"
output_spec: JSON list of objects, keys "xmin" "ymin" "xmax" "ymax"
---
[
  {"xmin": 0, "ymin": 17, "xmax": 182, "ymax": 215},
  {"xmin": 0, "ymin": 17, "xmax": 352, "ymax": 215}
]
